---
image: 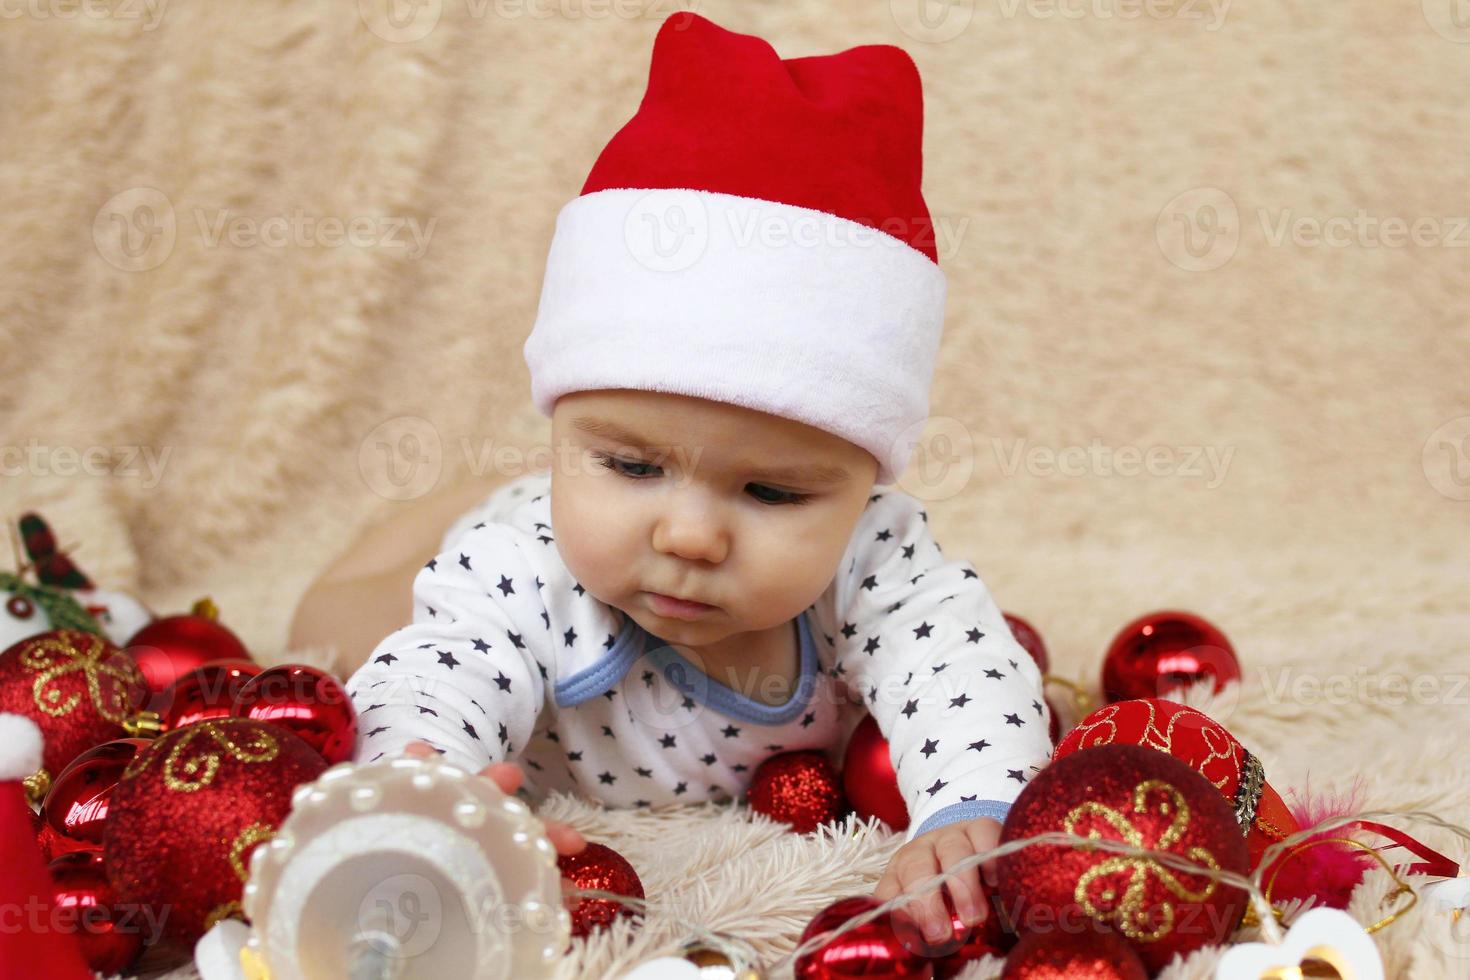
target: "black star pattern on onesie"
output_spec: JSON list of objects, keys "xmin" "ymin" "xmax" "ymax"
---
[{"xmin": 344, "ymin": 469, "xmax": 1052, "ymax": 842}]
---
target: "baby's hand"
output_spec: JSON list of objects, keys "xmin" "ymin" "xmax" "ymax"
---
[
  {"xmin": 873, "ymin": 816, "xmax": 1002, "ymax": 943},
  {"xmin": 400, "ymin": 740, "xmax": 586, "ymax": 857}
]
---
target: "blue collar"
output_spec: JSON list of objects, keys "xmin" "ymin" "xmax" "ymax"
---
[{"xmin": 553, "ymin": 609, "xmax": 819, "ymax": 726}]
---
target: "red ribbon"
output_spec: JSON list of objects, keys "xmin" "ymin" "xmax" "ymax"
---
[{"xmin": 1347, "ymin": 820, "xmax": 1461, "ymax": 878}]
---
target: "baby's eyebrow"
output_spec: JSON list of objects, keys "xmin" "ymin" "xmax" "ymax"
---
[{"xmin": 570, "ymin": 416, "xmax": 852, "ymax": 485}]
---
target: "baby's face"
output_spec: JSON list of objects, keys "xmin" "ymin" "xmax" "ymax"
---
[{"xmin": 549, "ymin": 389, "xmax": 878, "ymax": 646}]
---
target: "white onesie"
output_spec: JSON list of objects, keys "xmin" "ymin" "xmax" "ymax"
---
[{"xmin": 344, "ymin": 469, "xmax": 1051, "ymax": 840}]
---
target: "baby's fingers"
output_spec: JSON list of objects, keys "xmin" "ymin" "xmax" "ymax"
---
[
  {"xmin": 400, "ymin": 740, "xmax": 437, "ymax": 759},
  {"xmin": 543, "ymin": 820, "xmax": 587, "ymax": 857},
  {"xmin": 394, "ymin": 745, "xmax": 582, "ymax": 854},
  {"xmin": 476, "ymin": 761, "xmax": 584, "ymax": 856},
  {"xmin": 893, "ymin": 850, "xmax": 950, "ymax": 943}
]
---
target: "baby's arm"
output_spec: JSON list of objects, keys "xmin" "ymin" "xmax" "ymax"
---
[
  {"xmin": 834, "ymin": 490, "xmax": 1052, "ymax": 838},
  {"xmin": 343, "ymin": 520, "xmax": 556, "ymax": 774}
]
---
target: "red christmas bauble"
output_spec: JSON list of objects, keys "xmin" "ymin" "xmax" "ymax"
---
[
  {"xmin": 1046, "ymin": 696, "xmax": 1063, "ymax": 745},
  {"xmin": 1000, "ymin": 925, "xmax": 1147, "ymax": 980},
  {"xmin": 125, "ymin": 599, "xmax": 252, "ymax": 698},
  {"xmin": 557, "ymin": 841, "xmax": 645, "ymax": 938},
  {"xmin": 152, "ymin": 660, "xmax": 262, "ymax": 731},
  {"xmin": 894, "ymin": 894, "xmax": 1014, "ymax": 978},
  {"xmin": 48, "ymin": 849, "xmax": 145, "ymax": 975},
  {"xmin": 0, "ymin": 629, "xmax": 149, "ymax": 785},
  {"xmin": 1003, "ymin": 613, "xmax": 1049, "ymax": 675},
  {"xmin": 1054, "ymin": 698, "xmax": 1300, "ymax": 871},
  {"xmin": 103, "ymin": 717, "xmax": 328, "ymax": 946},
  {"xmin": 231, "ymin": 664, "xmax": 357, "ymax": 765},
  {"xmin": 747, "ymin": 750, "xmax": 846, "ymax": 833},
  {"xmin": 842, "ymin": 714, "xmax": 909, "ymax": 831},
  {"xmin": 1100, "ymin": 610, "xmax": 1239, "ymax": 704},
  {"xmin": 42, "ymin": 737, "xmax": 152, "ymax": 852},
  {"xmin": 795, "ymin": 895, "xmax": 933, "ymax": 979},
  {"xmin": 996, "ymin": 743, "xmax": 1251, "ymax": 974}
]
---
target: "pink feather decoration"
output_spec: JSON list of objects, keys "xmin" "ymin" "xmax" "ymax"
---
[{"xmin": 1262, "ymin": 773, "xmax": 1378, "ymax": 909}]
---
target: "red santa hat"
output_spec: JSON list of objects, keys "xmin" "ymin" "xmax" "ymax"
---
[
  {"xmin": 0, "ymin": 712, "xmax": 95, "ymax": 979},
  {"xmin": 523, "ymin": 12, "xmax": 947, "ymax": 487}
]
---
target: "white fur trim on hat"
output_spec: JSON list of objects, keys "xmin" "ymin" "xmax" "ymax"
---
[
  {"xmin": 523, "ymin": 188, "xmax": 948, "ymax": 487},
  {"xmin": 0, "ymin": 713, "xmax": 44, "ymax": 781}
]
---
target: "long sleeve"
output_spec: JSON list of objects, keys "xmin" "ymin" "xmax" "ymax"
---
[
  {"xmin": 343, "ymin": 522, "xmax": 557, "ymax": 775},
  {"xmin": 832, "ymin": 490, "xmax": 1052, "ymax": 841}
]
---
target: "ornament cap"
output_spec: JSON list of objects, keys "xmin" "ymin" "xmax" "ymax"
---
[{"xmin": 123, "ymin": 710, "xmax": 164, "ymax": 737}]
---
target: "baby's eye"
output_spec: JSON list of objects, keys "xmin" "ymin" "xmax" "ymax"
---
[
  {"xmin": 747, "ymin": 484, "xmax": 810, "ymax": 506},
  {"xmin": 594, "ymin": 452, "xmax": 661, "ymax": 478},
  {"xmin": 593, "ymin": 452, "xmax": 810, "ymax": 506}
]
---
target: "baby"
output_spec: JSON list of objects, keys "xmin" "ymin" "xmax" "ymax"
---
[{"xmin": 339, "ymin": 12, "xmax": 1052, "ymax": 944}]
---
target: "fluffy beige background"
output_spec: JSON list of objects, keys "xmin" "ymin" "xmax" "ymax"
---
[{"xmin": 2, "ymin": 1, "xmax": 1468, "ymax": 977}]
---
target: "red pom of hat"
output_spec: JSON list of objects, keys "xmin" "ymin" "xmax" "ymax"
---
[{"xmin": 0, "ymin": 712, "xmax": 96, "ymax": 979}]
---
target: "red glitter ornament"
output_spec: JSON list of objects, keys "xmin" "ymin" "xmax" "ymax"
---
[
  {"xmin": 747, "ymin": 750, "xmax": 846, "ymax": 833},
  {"xmin": 1003, "ymin": 613, "xmax": 1049, "ymax": 674},
  {"xmin": 124, "ymin": 598, "xmax": 252, "ymax": 699},
  {"xmin": 842, "ymin": 714, "xmax": 909, "ymax": 831},
  {"xmin": 150, "ymin": 660, "xmax": 262, "ymax": 731},
  {"xmin": 996, "ymin": 743, "xmax": 1250, "ymax": 974},
  {"xmin": 557, "ymin": 841, "xmax": 645, "ymax": 937},
  {"xmin": 1100, "ymin": 610, "xmax": 1239, "ymax": 704},
  {"xmin": 41, "ymin": 737, "xmax": 152, "ymax": 854},
  {"xmin": 103, "ymin": 717, "xmax": 327, "ymax": 946},
  {"xmin": 0, "ymin": 629, "xmax": 149, "ymax": 788},
  {"xmin": 48, "ymin": 849, "xmax": 145, "ymax": 975},
  {"xmin": 1053, "ymin": 698, "xmax": 1300, "ymax": 871},
  {"xmin": 894, "ymin": 893, "xmax": 1014, "ymax": 978},
  {"xmin": 1000, "ymin": 925, "xmax": 1147, "ymax": 980},
  {"xmin": 795, "ymin": 895, "xmax": 932, "ymax": 979},
  {"xmin": 231, "ymin": 664, "xmax": 357, "ymax": 764}
]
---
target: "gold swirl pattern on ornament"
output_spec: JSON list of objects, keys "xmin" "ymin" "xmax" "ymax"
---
[
  {"xmin": 123, "ymin": 719, "xmax": 280, "ymax": 791},
  {"xmin": 1069, "ymin": 701, "xmax": 1242, "ymax": 792},
  {"xmin": 229, "ymin": 822, "xmax": 275, "ymax": 881},
  {"xmin": 22, "ymin": 631, "xmax": 142, "ymax": 722},
  {"xmin": 204, "ymin": 900, "xmax": 243, "ymax": 932},
  {"xmin": 1065, "ymin": 778, "xmax": 1222, "ymax": 943}
]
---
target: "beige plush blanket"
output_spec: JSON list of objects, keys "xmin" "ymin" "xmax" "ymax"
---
[{"xmin": 3, "ymin": 1, "xmax": 1467, "ymax": 977}]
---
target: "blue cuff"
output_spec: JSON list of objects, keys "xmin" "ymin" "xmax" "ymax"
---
[{"xmin": 910, "ymin": 799, "xmax": 1012, "ymax": 839}]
